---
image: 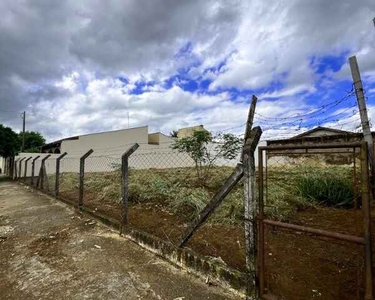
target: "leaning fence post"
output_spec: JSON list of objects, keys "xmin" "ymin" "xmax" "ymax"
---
[
  {"xmin": 79, "ymin": 149, "xmax": 94, "ymax": 208},
  {"xmin": 55, "ymin": 152, "xmax": 67, "ymax": 197},
  {"xmin": 31, "ymin": 156, "xmax": 40, "ymax": 186},
  {"xmin": 24, "ymin": 157, "xmax": 32, "ymax": 181},
  {"xmin": 37, "ymin": 155, "xmax": 51, "ymax": 189},
  {"xmin": 120, "ymin": 143, "xmax": 139, "ymax": 234},
  {"xmin": 18, "ymin": 157, "xmax": 26, "ymax": 180}
]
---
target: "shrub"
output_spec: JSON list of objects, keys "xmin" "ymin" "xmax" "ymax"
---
[{"xmin": 295, "ymin": 167, "xmax": 354, "ymax": 208}]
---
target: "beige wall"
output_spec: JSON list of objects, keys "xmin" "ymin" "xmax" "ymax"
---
[
  {"xmin": 177, "ymin": 125, "xmax": 207, "ymax": 139},
  {"xmin": 148, "ymin": 133, "xmax": 160, "ymax": 144},
  {"xmin": 0, "ymin": 156, "xmax": 5, "ymax": 173},
  {"xmin": 61, "ymin": 126, "xmax": 149, "ymax": 155},
  {"xmin": 14, "ymin": 125, "xmax": 266, "ymax": 176}
]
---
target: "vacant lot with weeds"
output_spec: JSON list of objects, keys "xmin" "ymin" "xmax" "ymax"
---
[
  {"xmin": 51, "ymin": 162, "xmax": 375, "ymax": 299},
  {"xmin": 59, "ymin": 164, "xmax": 357, "ymax": 225}
]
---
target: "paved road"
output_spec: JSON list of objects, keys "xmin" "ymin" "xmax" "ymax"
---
[{"xmin": 0, "ymin": 181, "xmax": 236, "ymax": 300}]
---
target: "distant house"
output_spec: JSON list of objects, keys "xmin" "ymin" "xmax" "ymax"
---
[
  {"xmin": 267, "ymin": 126, "xmax": 365, "ymax": 147},
  {"xmin": 265, "ymin": 126, "xmax": 372, "ymax": 166},
  {"xmin": 40, "ymin": 126, "xmax": 174, "ymax": 155}
]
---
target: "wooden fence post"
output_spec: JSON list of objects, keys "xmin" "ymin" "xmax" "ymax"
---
[
  {"xmin": 37, "ymin": 155, "xmax": 51, "ymax": 189},
  {"xmin": 120, "ymin": 143, "xmax": 139, "ymax": 234},
  {"xmin": 79, "ymin": 149, "xmax": 94, "ymax": 208},
  {"xmin": 243, "ymin": 127, "xmax": 262, "ymax": 299},
  {"xmin": 179, "ymin": 163, "xmax": 245, "ymax": 247},
  {"xmin": 24, "ymin": 157, "xmax": 32, "ymax": 180},
  {"xmin": 31, "ymin": 156, "xmax": 40, "ymax": 186},
  {"xmin": 55, "ymin": 152, "xmax": 67, "ymax": 197}
]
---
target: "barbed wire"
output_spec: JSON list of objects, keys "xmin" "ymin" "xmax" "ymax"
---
[{"xmin": 254, "ymin": 87, "xmax": 355, "ymax": 122}]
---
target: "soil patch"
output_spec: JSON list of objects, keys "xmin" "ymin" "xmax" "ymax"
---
[{"xmin": 61, "ymin": 188, "xmax": 375, "ymax": 299}]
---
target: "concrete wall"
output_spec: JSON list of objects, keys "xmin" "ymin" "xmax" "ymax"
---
[
  {"xmin": 148, "ymin": 133, "xmax": 160, "ymax": 145},
  {"xmin": 15, "ymin": 126, "xmax": 266, "ymax": 175},
  {"xmin": 0, "ymin": 156, "xmax": 5, "ymax": 174},
  {"xmin": 177, "ymin": 125, "xmax": 207, "ymax": 139},
  {"xmin": 61, "ymin": 126, "xmax": 150, "ymax": 155}
]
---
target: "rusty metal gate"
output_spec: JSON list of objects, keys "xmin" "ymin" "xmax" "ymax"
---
[{"xmin": 257, "ymin": 142, "xmax": 373, "ymax": 300}]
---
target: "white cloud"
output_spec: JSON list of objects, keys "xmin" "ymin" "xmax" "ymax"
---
[
  {"xmin": 259, "ymin": 84, "xmax": 316, "ymax": 99},
  {"xmin": 0, "ymin": 0, "xmax": 374, "ymax": 143}
]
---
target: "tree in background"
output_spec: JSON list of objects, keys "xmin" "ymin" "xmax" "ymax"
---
[
  {"xmin": 19, "ymin": 131, "xmax": 46, "ymax": 153},
  {"xmin": 172, "ymin": 130, "xmax": 242, "ymax": 185},
  {"xmin": 170, "ymin": 130, "xmax": 178, "ymax": 138},
  {"xmin": 0, "ymin": 124, "xmax": 19, "ymax": 157}
]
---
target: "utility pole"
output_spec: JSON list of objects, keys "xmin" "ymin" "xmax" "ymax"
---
[
  {"xmin": 21, "ymin": 111, "xmax": 25, "ymax": 152},
  {"xmin": 349, "ymin": 56, "xmax": 374, "ymax": 186}
]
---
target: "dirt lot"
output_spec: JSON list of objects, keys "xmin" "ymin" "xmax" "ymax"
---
[
  {"xmin": 0, "ymin": 180, "xmax": 237, "ymax": 300},
  {"xmin": 77, "ymin": 193, "xmax": 375, "ymax": 300}
]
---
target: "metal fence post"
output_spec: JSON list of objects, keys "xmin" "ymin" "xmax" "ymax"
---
[
  {"xmin": 361, "ymin": 142, "xmax": 374, "ymax": 300},
  {"xmin": 4, "ymin": 157, "xmax": 7, "ymax": 175},
  {"xmin": 12, "ymin": 158, "xmax": 17, "ymax": 179},
  {"xmin": 79, "ymin": 149, "xmax": 94, "ymax": 208},
  {"xmin": 37, "ymin": 155, "xmax": 51, "ymax": 189},
  {"xmin": 18, "ymin": 158, "xmax": 26, "ymax": 180},
  {"xmin": 31, "ymin": 156, "xmax": 40, "ymax": 186},
  {"xmin": 55, "ymin": 152, "xmax": 67, "ymax": 197},
  {"xmin": 24, "ymin": 157, "xmax": 32, "ymax": 181},
  {"xmin": 120, "ymin": 143, "xmax": 139, "ymax": 234},
  {"xmin": 258, "ymin": 148, "xmax": 265, "ymax": 298},
  {"xmin": 10, "ymin": 157, "xmax": 15, "ymax": 178}
]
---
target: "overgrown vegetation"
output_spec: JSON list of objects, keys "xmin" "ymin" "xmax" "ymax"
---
[
  {"xmin": 294, "ymin": 166, "xmax": 354, "ymax": 208},
  {"xmin": 58, "ymin": 165, "xmax": 356, "ymax": 225}
]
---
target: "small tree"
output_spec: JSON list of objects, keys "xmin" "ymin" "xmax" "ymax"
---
[
  {"xmin": 170, "ymin": 130, "xmax": 178, "ymax": 138},
  {"xmin": 19, "ymin": 131, "xmax": 46, "ymax": 152},
  {"xmin": 172, "ymin": 130, "xmax": 242, "ymax": 185},
  {"xmin": 0, "ymin": 124, "xmax": 19, "ymax": 157}
]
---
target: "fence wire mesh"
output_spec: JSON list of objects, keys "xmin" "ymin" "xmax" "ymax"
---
[
  {"xmin": 82, "ymin": 155, "xmax": 122, "ymax": 217},
  {"xmin": 126, "ymin": 149, "xmax": 245, "ymax": 271},
  {"xmin": 59, "ymin": 157, "xmax": 80, "ymax": 204},
  {"xmin": 12, "ymin": 148, "xmax": 248, "ymax": 272},
  {"xmin": 40, "ymin": 158, "xmax": 57, "ymax": 196},
  {"xmin": 260, "ymin": 145, "xmax": 368, "ymax": 299}
]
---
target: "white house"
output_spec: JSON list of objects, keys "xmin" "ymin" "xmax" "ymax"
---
[{"xmin": 13, "ymin": 125, "xmax": 267, "ymax": 176}]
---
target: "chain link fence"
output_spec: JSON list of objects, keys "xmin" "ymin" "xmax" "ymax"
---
[
  {"xmin": 12, "ymin": 141, "xmax": 373, "ymax": 299},
  {"xmin": 59, "ymin": 157, "xmax": 81, "ymax": 204},
  {"xmin": 126, "ymin": 148, "xmax": 246, "ymax": 271},
  {"xmin": 82, "ymin": 155, "xmax": 122, "ymax": 218}
]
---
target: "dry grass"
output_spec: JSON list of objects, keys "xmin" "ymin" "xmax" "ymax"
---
[{"xmin": 56, "ymin": 164, "xmax": 358, "ymax": 224}]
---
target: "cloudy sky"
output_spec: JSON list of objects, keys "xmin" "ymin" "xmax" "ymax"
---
[{"xmin": 0, "ymin": 0, "xmax": 374, "ymax": 142}]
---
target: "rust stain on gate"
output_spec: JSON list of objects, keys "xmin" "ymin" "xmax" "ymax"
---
[{"xmin": 257, "ymin": 141, "xmax": 373, "ymax": 300}]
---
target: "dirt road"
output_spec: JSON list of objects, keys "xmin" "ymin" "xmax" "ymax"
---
[{"xmin": 0, "ymin": 180, "xmax": 236, "ymax": 300}]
